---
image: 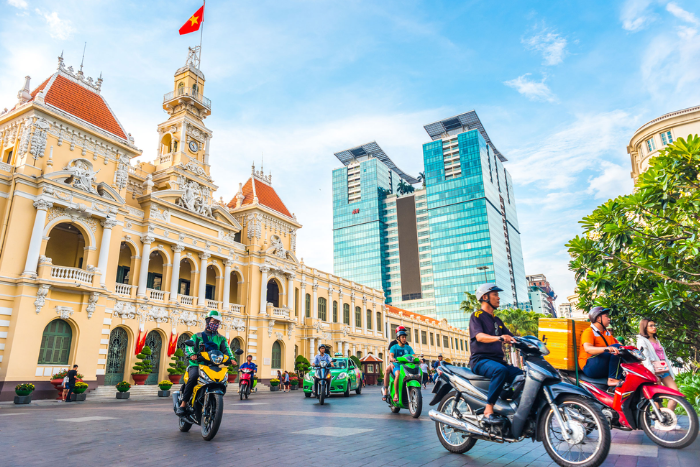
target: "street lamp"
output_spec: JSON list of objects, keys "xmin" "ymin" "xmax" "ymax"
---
[{"xmin": 476, "ymin": 266, "xmax": 489, "ymax": 283}]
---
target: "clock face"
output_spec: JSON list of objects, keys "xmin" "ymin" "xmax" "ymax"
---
[{"xmin": 188, "ymin": 140, "xmax": 199, "ymax": 153}]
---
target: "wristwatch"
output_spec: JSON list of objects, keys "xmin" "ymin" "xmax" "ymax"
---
[{"xmin": 498, "ymin": 336, "xmax": 504, "ymax": 342}]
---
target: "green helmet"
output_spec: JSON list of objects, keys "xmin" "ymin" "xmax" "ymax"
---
[{"xmin": 206, "ymin": 310, "xmax": 223, "ymax": 322}]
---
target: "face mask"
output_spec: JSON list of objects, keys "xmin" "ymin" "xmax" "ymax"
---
[{"xmin": 206, "ymin": 320, "xmax": 220, "ymax": 333}]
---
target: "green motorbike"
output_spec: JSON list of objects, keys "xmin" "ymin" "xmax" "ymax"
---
[{"xmin": 387, "ymin": 355, "xmax": 423, "ymax": 418}]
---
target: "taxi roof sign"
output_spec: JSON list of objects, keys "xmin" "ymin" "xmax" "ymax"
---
[{"xmin": 334, "ymin": 352, "xmax": 343, "ymax": 357}]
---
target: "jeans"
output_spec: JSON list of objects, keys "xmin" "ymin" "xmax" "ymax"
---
[
  {"xmin": 583, "ymin": 345, "xmax": 622, "ymax": 380},
  {"xmin": 181, "ymin": 366, "xmax": 199, "ymax": 404},
  {"xmin": 472, "ymin": 359, "xmax": 524, "ymax": 405},
  {"xmin": 65, "ymin": 383, "xmax": 75, "ymax": 401}
]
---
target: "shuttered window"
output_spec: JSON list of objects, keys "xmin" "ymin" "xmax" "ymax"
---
[{"xmin": 38, "ymin": 319, "xmax": 72, "ymax": 365}]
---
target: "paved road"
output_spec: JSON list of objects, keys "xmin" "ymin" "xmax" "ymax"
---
[{"xmin": 1, "ymin": 386, "xmax": 698, "ymax": 467}]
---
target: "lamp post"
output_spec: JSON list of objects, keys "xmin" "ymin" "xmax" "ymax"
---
[{"xmin": 476, "ymin": 266, "xmax": 489, "ymax": 283}]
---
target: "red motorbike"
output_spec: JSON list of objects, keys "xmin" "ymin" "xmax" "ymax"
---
[
  {"xmin": 562, "ymin": 346, "xmax": 698, "ymax": 449},
  {"xmin": 238, "ymin": 368, "xmax": 254, "ymax": 400}
]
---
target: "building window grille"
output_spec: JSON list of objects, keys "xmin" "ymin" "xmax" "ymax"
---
[
  {"xmin": 443, "ymin": 336, "xmax": 449, "ymax": 348},
  {"xmin": 366, "ymin": 309, "xmax": 372, "ymax": 330},
  {"xmin": 430, "ymin": 333, "xmax": 434, "ymax": 346},
  {"xmin": 376, "ymin": 312, "xmax": 382, "ymax": 331},
  {"xmin": 38, "ymin": 319, "xmax": 72, "ymax": 365},
  {"xmin": 421, "ymin": 331, "xmax": 427, "ymax": 345}
]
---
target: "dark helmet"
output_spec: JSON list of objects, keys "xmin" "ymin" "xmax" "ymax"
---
[
  {"xmin": 397, "ymin": 330, "xmax": 407, "ymax": 337},
  {"xmin": 589, "ymin": 306, "xmax": 610, "ymax": 323}
]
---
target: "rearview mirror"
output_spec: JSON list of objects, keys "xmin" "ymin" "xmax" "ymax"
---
[
  {"xmin": 235, "ymin": 349, "xmax": 244, "ymax": 355},
  {"xmin": 184, "ymin": 340, "xmax": 195, "ymax": 347}
]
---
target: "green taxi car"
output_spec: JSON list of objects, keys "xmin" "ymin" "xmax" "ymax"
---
[{"xmin": 303, "ymin": 353, "xmax": 363, "ymax": 397}]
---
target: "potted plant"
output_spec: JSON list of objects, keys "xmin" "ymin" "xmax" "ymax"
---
[
  {"xmin": 131, "ymin": 345, "xmax": 153, "ymax": 385},
  {"xmin": 290, "ymin": 377, "xmax": 299, "ymax": 390},
  {"xmin": 158, "ymin": 380, "xmax": 173, "ymax": 397},
  {"xmin": 270, "ymin": 378, "xmax": 280, "ymax": 391},
  {"xmin": 294, "ymin": 355, "xmax": 311, "ymax": 380},
  {"xmin": 71, "ymin": 382, "xmax": 89, "ymax": 401},
  {"xmin": 116, "ymin": 381, "xmax": 131, "ymax": 399},
  {"xmin": 50, "ymin": 370, "xmax": 84, "ymax": 399},
  {"xmin": 227, "ymin": 364, "xmax": 238, "ymax": 383},
  {"xmin": 167, "ymin": 348, "xmax": 187, "ymax": 384},
  {"xmin": 14, "ymin": 383, "xmax": 34, "ymax": 404}
]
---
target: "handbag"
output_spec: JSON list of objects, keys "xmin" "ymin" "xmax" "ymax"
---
[{"xmin": 652, "ymin": 360, "xmax": 668, "ymax": 374}]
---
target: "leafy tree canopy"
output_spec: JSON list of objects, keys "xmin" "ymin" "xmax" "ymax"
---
[{"xmin": 567, "ymin": 135, "xmax": 700, "ymax": 365}]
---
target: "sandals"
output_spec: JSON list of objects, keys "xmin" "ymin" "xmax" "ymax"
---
[
  {"xmin": 381, "ymin": 387, "xmax": 387, "ymax": 401},
  {"xmin": 393, "ymin": 394, "xmax": 399, "ymax": 402}
]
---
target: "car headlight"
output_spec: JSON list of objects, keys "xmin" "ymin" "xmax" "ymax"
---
[{"xmin": 338, "ymin": 372, "xmax": 348, "ymax": 379}]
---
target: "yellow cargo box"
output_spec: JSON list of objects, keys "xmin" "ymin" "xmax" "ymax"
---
[{"xmin": 538, "ymin": 318, "xmax": 589, "ymax": 371}]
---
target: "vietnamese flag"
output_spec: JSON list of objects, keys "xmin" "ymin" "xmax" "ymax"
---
[{"xmin": 179, "ymin": 4, "xmax": 204, "ymax": 35}]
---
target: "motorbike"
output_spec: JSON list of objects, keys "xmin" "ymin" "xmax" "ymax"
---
[
  {"xmin": 311, "ymin": 360, "xmax": 331, "ymax": 405},
  {"xmin": 429, "ymin": 336, "xmax": 611, "ymax": 467},
  {"xmin": 387, "ymin": 354, "xmax": 423, "ymax": 418},
  {"xmin": 238, "ymin": 368, "xmax": 257, "ymax": 400},
  {"xmin": 172, "ymin": 339, "xmax": 244, "ymax": 441},
  {"xmin": 561, "ymin": 346, "xmax": 699, "ymax": 449}
]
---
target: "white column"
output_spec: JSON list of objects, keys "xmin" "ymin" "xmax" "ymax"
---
[
  {"xmin": 309, "ymin": 338, "xmax": 315, "ymax": 358},
  {"xmin": 204, "ymin": 135, "xmax": 211, "ymax": 165},
  {"xmin": 350, "ymin": 293, "xmax": 356, "ymax": 332},
  {"xmin": 198, "ymin": 252, "xmax": 210, "ymax": 306},
  {"xmin": 223, "ymin": 258, "xmax": 233, "ymax": 310},
  {"xmin": 362, "ymin": 298, "xmax": 367, "ymax": 334},
  {"xmin": 169, "ymin": 244, "xmax": 185, "ymax": 301},
  {"xmin": 312, "ymin": 284, "xmax": 318, "ymax": 319},
  {"xmin": 338, "ymin": 288, "xmax": 344, "ymax": 325},
  {"xmin": 352, "ymin": 344, "xmax": 356, "ymax": 357},
  {"xmin": 299, "ymin": 282, "xmax": 306, "ymax": 323},
  {"xmin": 344, "ymin": 342, "xmax": 349, "ymax": 357},
  {"xmin": 286, "ymin": 273, "xmax": 295, "ymax": 312},
  {"xmin": 97, "ymin": 217, "xmax": 117, "ymax": 286},
  {"xmin": 23, "ymin": 199, "xmax": 53, "ymax": 275},
  {"xmin": 137, "ymin": 235, "xmax": 155, "ymax": 297},
  {"xmin": 337, "ymin": 341, "xmax": 342, "ymax": 356},
  {"xmin": 259, "ymin": 265, "xmax": 270, "ymax": 314}
]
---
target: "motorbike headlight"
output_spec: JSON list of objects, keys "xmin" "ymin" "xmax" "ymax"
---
[
  {"xmin": 537, "ymin": 340, "xmax": 550, "ymax": 356},
  {"xmin": 199, "ymin": 369, "xmax": 213, "ymax": 383},
  {"xmin": 629, "ymin": 349, "xmax": 645, "ymax": 361},
  {"xmin": 210, "ymin": 353, "xmax": 224, "ymax": 365},
  {"xmin": 338, "ymin": 372, "xmax": 348, "ymax": 379}
]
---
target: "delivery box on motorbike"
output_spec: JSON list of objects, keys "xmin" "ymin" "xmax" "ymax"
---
[{"xmin": 538, "ymin": 318, "xmax": 588, "ymax": 371}]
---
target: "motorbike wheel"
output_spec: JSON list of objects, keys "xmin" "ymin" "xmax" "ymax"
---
[
  {"xmin": 304, "ymin": 390, "xmax": 311, "ymax": 398},
  {"xmin": 408, "ymin": 387, "xmax": 423, "ymax": 418},
  {"xmin": 390, "ymin": 405, "xmax": 401, "ymax": 413},
  {"xmin": 201, "ymin": 393, "xmax": 224, "ymax": 441},
  {"xmin": 178, "ymin": 416, "xmax": 192, "ymax": 433},
  {"xmin": 240, "ymin": 383, "xmax": 245, "ymax": 400},
  {"xmin": 539, "ymin": 395, "xmax": 610, "ymax": 467},
  {"xmin": 435, "ymin": 391, "xmax": 477, "ymax": 454},
  {"xmin": 640, "ymin": 394, "xmax": 699, "ymax": 449},
  {"xmin": 319, "ymin": 382, "xmax": 326, "ymax": 405}
]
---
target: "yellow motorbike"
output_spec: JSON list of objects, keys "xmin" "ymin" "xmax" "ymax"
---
[{"xmin": 173, "ymin": 339, "xmax": 243, "ymax": 440}]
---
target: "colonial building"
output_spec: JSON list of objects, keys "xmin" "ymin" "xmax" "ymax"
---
[{"xmin": 0, "ymin": 48, "xmax": 467, "ymax": 401}]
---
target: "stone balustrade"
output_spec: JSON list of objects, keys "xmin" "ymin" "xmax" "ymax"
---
[
  {"xmin": 178, "ymin": 294, "xmax": 195, "ymax": 306},
  {"xmin": 147, "ymin": 288, "xmax": 167, "ymax": 301},
  {"xmin": 51, "ymin": 265, "xmax": 94, "ymax": 284},
  {"xmin": 115, "ymin": 283, "xmax": 133, "ymax": 296}
]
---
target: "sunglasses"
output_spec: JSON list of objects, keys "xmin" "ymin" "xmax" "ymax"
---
[{"xmin": 647, "ymin": 324, "xmax": 657, "ymax": 328}]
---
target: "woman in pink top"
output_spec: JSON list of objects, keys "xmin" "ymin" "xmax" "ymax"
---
[{"xmin": 636, "ymin": 318, "xmax": 679, "ymax": 414}]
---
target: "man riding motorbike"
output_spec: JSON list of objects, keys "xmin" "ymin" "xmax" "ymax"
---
[
  {"xmin": 238, "ymin": 354, "xmax": 257, "ymax": 394},
  {"xmin": 387, "ymin": 329, "xmax": 415, "ymax": 402},
  {"xmin": 578, "ymin": 306, "xmax": 623, "ymax": 388},
  {"xmin": 469, "ymin": 283, "xmax": 523, "ymax": 425},
  {"xmin": 382, "ymin": 325, "xmax": 406, "ymax": 401},
  {"xmin": 311, "ymin": 344, "xmax": 332, "ymax": 397},
  {"xmin": 177, "ymin": 310, "xmax": 236, "ymax": 415}
]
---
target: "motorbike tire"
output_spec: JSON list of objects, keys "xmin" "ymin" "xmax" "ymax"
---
[
  {"xmin": 641, "ymin": 394, "xmax": 699, "ymax": 449},
  {"xmin": 435, "ymin": 391, "xmax": 477, "ymax": 454},
  {"xmin": 319, "ymin": 382, "xmax": 326, "ymax": 405},
  {"xmin": 240, "ymin": 383, "xmax": 245, "ymax": 400},
  {"xmin": 539, "ymin": 395, "xmax": 610, "ymax": 467},
  {"xmin": 408, "ymin": 387, "xmax": 423, "ymax": 418},
  {"xmin": 304, "ymin": 390, "xmax": 311, "ymax": 398},
  {"xmin": 178, "ymin": 416, "xmax": 192, "ymax": 432},
  {"xmin": 201, "ymin": 393, "xmax": 224, "ymax": 441},
  {"xmin": 390, "ymin": 405, "xmax": 400, "ymax": 413}
]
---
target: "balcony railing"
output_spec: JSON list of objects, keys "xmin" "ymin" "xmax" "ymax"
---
[
  {"xmin": 178, "ymin": 294, "xmax": 195, "ymax": 306},
  {"xmin": 206, "ymin": 300, "xmax": 221, "ymax": 310},
  {"xmin": 115, "ymin": 283, "xmax": 133, "ymax": 296},
  {"xmin": 272, "ymin": 307, "xmax": 290, "ymax": 318},
  {"xmin": 228, "ymin": 304, "xmax": 244, "ymax": 314},
  {"xmin": 147, "ymin": 288, "xmax": 167, "ymax": 301},
  {"xmin": 158, "ymin": 152, "xmax": 173, "ymax": 164},
  {"xmin": 51, "ymin": 266, "xmax": 93, "ymax": 284},
  {"xmin": 163, "ymin": 88, "xmax": 211, "ymax": 110}
]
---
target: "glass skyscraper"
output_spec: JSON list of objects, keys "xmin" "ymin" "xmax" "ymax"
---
[{"xmin": 332, "ymin": 112, "xmax": 528, "ymax": 330}]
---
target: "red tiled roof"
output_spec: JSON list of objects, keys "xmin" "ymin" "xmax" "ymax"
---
[
  {"xmin": 359, "ymin": 354, "xmax": 383, "ymax": 362},
  {"xmin": 42, "ymin": 75, "xmax": 126, "ymax": 139},
  {"xmin": 30, "ymin": 77, "xmax": 51, "ymax": 100},
  {"xmin": 228, "ymin": 177, "xmax": 292, "ymax": 218}
]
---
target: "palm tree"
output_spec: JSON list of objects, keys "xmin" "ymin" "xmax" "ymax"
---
[
  {"xmin": 495, "ymin": 308, "xmax": 540, "ymax": 337},
  {"xmin": 460, "ymin": 291, "xmax": 480, "ymax": 315},
  {"xmin": 397, "ymin": 180, "xmax": 415, "ymax": 196},
  {"xmin": 418, "ymin": 172, "xmax": 426, "ymax": 188}
]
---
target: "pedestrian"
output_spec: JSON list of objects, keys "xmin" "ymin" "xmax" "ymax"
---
[
  {"xmin": 362, "ymin": 370, "xmax": 366, "ymax": 387},
  {"xmin": 61, "ymin": 373, "xmax": 69, "ymax": 401},
  {"xmin": 277, "ymin": 370, "xmax": 282, "ymax": 386},
  {"xmin": 64, "ymin": 364, "xmax": 79, "ymax": 402},
  {"xmin": 283, "ymin": 370, "xmax": 290, "ymax": 392},
  {"xmin": 637, "ymin": 319, "xmax": 680, "ymax": 414},
  {"xmin": 420, "ymin": 359, "xmax": 430, "ymax": 388}
]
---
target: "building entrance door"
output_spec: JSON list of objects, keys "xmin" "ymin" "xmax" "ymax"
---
[
  {"xmin": 105, "ymin": 328, "xmax": 128, "ymax": 386},
  {"xmin": 144, "ymin": 331, "xmax": 162, "ymax": 385}
]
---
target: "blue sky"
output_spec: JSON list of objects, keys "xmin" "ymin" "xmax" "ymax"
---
[{"xmin": 2, "ymin": 0, "xmax": 699, "ymax": 304}]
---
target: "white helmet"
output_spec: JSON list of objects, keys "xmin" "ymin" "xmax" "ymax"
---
[{"xmin": 475, "ymin": 283, "xmax": 504, "ymax": 301}]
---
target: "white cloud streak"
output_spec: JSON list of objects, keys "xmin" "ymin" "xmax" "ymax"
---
[
  {"xmin": 587, "ymin": 161, "xmax": 633, "ymax": 199},
  {"xmin": 35, "ymin": 9, "xmax": 75, "ymax": 40},
  {"xmin": 522, "ymin": 30, "xmax": 568, "ymax": 65},
  {"xmin": 666, "ymin": 2, "xmax": 700, "ymax": 25},
  {"xmin": 620, "ymin": 0, "xmax": 655, "ymax": 31},
  {"xmin": 504, "ymin": 74, "xmax": 557, "ymax": 103},
  {"xmin": 8, "ymin": 0, "xmax": 28, "ymax": 8}
]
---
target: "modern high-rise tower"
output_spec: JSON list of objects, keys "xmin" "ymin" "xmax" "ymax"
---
[{"xmin": 332, "ymin": 111, "xmax": 528, "ymax": 329}]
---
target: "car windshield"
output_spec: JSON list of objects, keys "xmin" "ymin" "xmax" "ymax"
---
[{"xmin": 331, "ymin": 359, "xmax": 347, "ymax": 369}]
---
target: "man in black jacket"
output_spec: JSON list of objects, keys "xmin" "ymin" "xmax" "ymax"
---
[{"xmin": 65, "ymin": 365, "xmax": 79, "ymax": 402}]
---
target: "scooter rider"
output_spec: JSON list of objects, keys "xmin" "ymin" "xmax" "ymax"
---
[
  {"xmin": 311, "ymin": 344, "xmax": 332, "ymax": 396},
  {"xmin": 388, "ymin": 329, "xmax": 415, "ymax": 402},
  {"xmin": 177, "ymin": 310, "xmax": 236, "ymax": 415},
  {"xmin": 239, "ymin": 354, "xmax": 257, "ymax": 390},
  {"xmin": 382, "ymin": 325, "xmax": 406, "ymax": 401},
  {"xmin": 469, "ymin": 283, "xmax": 523, "ymax": 425}
]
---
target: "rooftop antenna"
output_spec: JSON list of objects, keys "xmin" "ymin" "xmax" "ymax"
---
[{"xmin": 79, "ymin": 42, "xmax": 86, "ymax": 73}]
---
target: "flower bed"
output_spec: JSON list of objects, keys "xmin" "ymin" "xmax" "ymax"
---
[
  {"xmin": 116, "ymin": 381, "xmax": 131, "ymax": 393},
  {"xmin": 15, "ymin": 383, "xmax": 35, "ymax": 397}
]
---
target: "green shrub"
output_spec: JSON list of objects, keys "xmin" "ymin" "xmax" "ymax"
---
[
  {"xmin": 167, "ymin": 348, "xmax": 187, "ymax": 375},
  {"xmin": 676, "ymin": 372, "xmax": 700, "ymax": 412},
  {"xmin": 15, "ymin": 383, "xmax": 35, "ymax": 395},
  {"xmin": 295, "ymin": 355, "xmax": 311, "ymax": 378},
  {"xmin": 116, "ymin": 381, "xmax": 131, "ymax": 392},
  {"xmin": 270, "ymin": 378, "xmax": 280, "ymax": 386},
  {"xmin": 132, "ymin": 346, "xmax": 153, "ymax": 375},
  {"xmin": 73, "ymin": 382, "xmax": 89, "ymax": 394},
  {"xmin": 158, "ymin": 380, "xmax": 173, "ymax": 391}
]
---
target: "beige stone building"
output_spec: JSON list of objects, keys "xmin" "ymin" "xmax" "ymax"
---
[
  {"xmin": 627, "ymin": 105, "xmax": 700, "ymax": 183},
  {"xmin": 0, "ymin": 48, "xmax": 468, "ymax": 400}
]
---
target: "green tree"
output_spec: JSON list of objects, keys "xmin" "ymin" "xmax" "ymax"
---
[
  {"xmin": 132, "ymin": 346, "xmax": 153, "ymax": 375},
  {"xmin": 567, "ymin": 135, "xmax": 700, "ymax": 365},
  {"xmin": 459, "ymin": 291, "xmax": 481, "ymax": 316},
  {"xmin": 397, "ymin": 180, "xmax": 415, "ymax": 196},
  {"xmin": 167, "ymin": 348, "xmax": 187, "ymax": 375},
  {"xmin": 495, "ymin": 308, "xmax": 540, "ymax": 337},
  {"xmin": 294, "ymin": 355, "xmax": 311, "ymax": 379}
]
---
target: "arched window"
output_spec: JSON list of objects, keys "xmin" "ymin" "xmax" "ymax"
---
[
  {"xmin": 305, "ymin": 294, "xmax": 311, "ymax": 318},
  {"xmin": 271, "ymin": 341, "xmax": 282, "ymax": 369},
  {"xmin": 355, "ymin": 306, "xmax": 361, "ymax": 327},
  {"xmin": 366, "ymin": 309, "xmax": 372, "ymax": 330},
  {"xmin": 376, "ymin": 312, "xmax": 382, "ymax": 333},
  {"xmin": 333, "ymin": 301, "xmax": 338, "ymax": 323},
  {"xmin": 192, "ymin": 83, "xmax": 199, "ymax": 95},
  {"xmin": 343, "ymin": 303, "xmax": 350, "ymax": 325},
  {"xmin": 38, "ymin": 319, "xmax": 72, "ymax": 365},
  {"xmin": 318, "ymin": 297, "xmax": 327, "ymax": 321}
]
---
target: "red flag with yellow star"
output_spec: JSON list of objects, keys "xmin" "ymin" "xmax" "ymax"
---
[{"xmin": 179, "ymin": 4, "xmax": 204, "ymax": 35}]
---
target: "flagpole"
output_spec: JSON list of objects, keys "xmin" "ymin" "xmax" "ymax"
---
[{"xmin": 195, "ymin": 1, "xmax": 205, "ymax": 97}]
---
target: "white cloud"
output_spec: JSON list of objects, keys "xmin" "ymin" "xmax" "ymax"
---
[
  {"xmin": 586, "ymin": 161, "xmax": 634, "ymax": 199},
  {"xmin": 666, "ymin": 2, "xmax": 700, "ymax": 25},
  {"xmin": 35, "ymin": 9, "xmax": 75, "ymax": 40},
  {"xmin": 504, "ymin": 74, "xmax": 557, "ymax": 102},
  {"xmin": 522, "ymin": 30, "xmax": 568, "ymax": 65},
  {"xmin": 8, "ymin": 0, "xmax": 28, "ymax": 8},
  {"xmin": 620, "ymin": 0, "xmax": 655, "ymax": 31}
]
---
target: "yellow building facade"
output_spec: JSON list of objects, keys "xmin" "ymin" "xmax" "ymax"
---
[{"xmin": 0, "ymin": 49, "xmax": 467, "ymax": 400}]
